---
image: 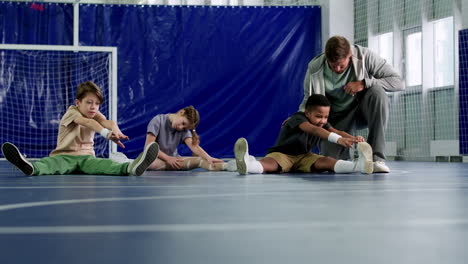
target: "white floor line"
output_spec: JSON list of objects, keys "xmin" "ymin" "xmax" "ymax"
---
[
  {"xmin": 0, "ymin": 192, "xmax": 277, "ymax": 212},
  {"xmin": 0, "ymin": 218, "xmax": 467, "ymax": 234},
  {"xmin": 0, "ymin": 185, "xmax": 230, "ymax": 189},
  {"xmin": 0, "ymin": 186, "xmax": 466, "ymax": 212}
]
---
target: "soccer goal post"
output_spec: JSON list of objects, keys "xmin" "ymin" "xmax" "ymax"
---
[{"xmin": 0, "ymin": 44, "xmax": 118, "ymax": 159}]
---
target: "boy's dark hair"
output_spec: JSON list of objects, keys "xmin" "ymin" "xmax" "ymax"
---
[
  {"xmin": 305, "ymin": 94, "xmax": 330, "ymax": 111},
  {"xmin": 76, "ymin": 81, "xmax": 104, "ymax": 104},
  {"xmin": 325, "ymin": 36, "xmax": 351, "ymax": 63}
]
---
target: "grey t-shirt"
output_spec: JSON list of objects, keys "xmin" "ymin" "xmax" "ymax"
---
[
  {"xmin": 147, "ymin": 114, "xmax": 192, "ymax": 157},
  {"xmin": 267, "ymin": 112, "xmax": 331, "ymax": 155}
]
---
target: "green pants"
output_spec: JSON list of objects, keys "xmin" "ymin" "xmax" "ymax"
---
[{"xmin": 33, "ymin": 155, "xmax": 129, "ymax": 176}]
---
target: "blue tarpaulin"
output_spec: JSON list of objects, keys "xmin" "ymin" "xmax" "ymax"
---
[{"xmin": 1, "ymin": 3, "xmax": 321, "ymax": 158}]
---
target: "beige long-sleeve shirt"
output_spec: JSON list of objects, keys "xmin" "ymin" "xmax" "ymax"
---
[{"xmin": 49, "ymin": 106, "xmax": 95, "ymax": 157}]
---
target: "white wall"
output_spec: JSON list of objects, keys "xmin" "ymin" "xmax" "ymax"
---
[
  {"xmin": 319, "ymin": 0, "xmax": 354, "ymax": 48},
  {"xmin": 463, "ymin": 0, "xmax": 468, "ymax": 29},
  {"xmin": 243, "ymin": 0, "xmax": 264, "ymax": 5}
]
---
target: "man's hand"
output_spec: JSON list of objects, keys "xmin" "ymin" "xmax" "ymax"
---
[{"xmin": 343, "ymin": 80, "xmax": 365, "ymax": 96}]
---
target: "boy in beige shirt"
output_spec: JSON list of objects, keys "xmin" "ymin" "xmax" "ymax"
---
[{"xmin": 2, "ymin": 81, "xmax": 159, "ymax": 176}]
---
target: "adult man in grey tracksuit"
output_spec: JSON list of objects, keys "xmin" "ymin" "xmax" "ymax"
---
[{"xmin": 299, "ymin": 36, "xmax": 404, "ymax": 173}]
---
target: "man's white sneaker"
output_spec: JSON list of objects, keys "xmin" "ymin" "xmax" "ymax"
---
[
  {"xmin": 234, "ymin": 138, "xmax": 249, "ymax": 175},
  {"xmin": 373, "ymin": 161, "xmax": 390, "ymax": 173},
  {"xmin": 357, "ymin": 142, "xmax": 373, "ymax": 174}
]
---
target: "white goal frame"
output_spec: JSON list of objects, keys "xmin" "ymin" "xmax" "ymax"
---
[{"xmin": 0, "ymin": 44, "xmax": 119, "ymax": 154}]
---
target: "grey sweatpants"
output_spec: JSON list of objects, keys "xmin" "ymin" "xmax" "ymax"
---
[{"xmin": 320, "ymin": 86, "xmax": 389, "ymax": 161}]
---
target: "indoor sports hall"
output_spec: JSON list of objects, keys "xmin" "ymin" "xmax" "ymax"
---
[{"xmin": 1, "ymin": 0, "xmax": 468, "ymax": 263}]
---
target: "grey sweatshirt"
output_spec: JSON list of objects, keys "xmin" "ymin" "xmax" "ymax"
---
[{"xmin": 299, "ymin": 44, "xmax": 405, "ymax": 111}]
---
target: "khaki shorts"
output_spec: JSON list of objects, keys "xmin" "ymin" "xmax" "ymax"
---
[{"xmin": 265, "ymin": 152, "xmax": 324, "ymax": 173}]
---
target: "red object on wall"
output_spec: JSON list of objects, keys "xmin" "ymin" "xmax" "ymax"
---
[{"xmin": 30, "ymin": 3, "xmax": 45, "ymax": 11}]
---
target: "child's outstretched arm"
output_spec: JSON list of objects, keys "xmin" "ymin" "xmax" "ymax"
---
[
  {"xmin": 298, "ymin": 122, "xmax": 358, "ymax": 148},
  {"xmin": 184, "ymin": 138, "xmax": 223, "ymax": 165},
  {"xmin": 327, "ymin": 126, "xmax": 365, "ymax": 143},
  {"xmin": 94, "ymin": 112, "xmax": 128, "ymax": 139},
  {"xmin": 94, "ymin": 112, "xmax": 129, "ymax": 147},
  {"xmin": 74, "ymin": 113, "xmax": 128, "ymax": 148}
]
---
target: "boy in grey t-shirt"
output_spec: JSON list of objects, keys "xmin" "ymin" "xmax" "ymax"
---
[
  {"xmin": 234, "ymin": 94, "xmax": 374, "ymax": 175},
  {"xmin": 146, "ymin": 114, "xmax": 192, "ymax": 157},
  {"xmin": 145, "ymin": 106, "xmax": 226, "ymax": 171}
]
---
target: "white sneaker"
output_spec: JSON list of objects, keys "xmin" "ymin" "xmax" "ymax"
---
[
  {"xmin": 234, "ymin": 138, "xmax": 249, "ymax": 175},
  {"xmin": 357, "ymin": 142, "xmax": 373, "ymax": 174},
  {"xmin": 224, "ymin": 156, "xmax": 256, "ymax": 172},
  {"xmin": 373, "ymin": 161, "xmax": 390, "ymax": 173},
  {"xmin": 110, "ymin": 152, "xmax": 134, "ymax": 163},
  {"xmin": 225, "ymin": 159, "xmax": 237, "ymax": 172},
  {"xmin": 248, "ymin": 155, "xmax": 257, "ymax": 162}
]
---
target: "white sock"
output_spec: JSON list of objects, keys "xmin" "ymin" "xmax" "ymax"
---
[
  {"xmin": 333, "ymin": 160, "xmax": 358, "ymax": 173},
  {"xmin": 225, "ymin": 160, "xmax": 237, "ymax": 171},
  {"xmin": 110, "ymin": 152, "xmax": 132, "ymax": 163},
  {"xmin": 248, "ymin": 159, "xmax": 264, "ymax": 174}
]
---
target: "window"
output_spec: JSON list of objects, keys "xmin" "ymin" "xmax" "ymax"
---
[
  {"xmin": 405, "ymin": 31, "xmax": 422, "ymax": 87},
  {"xmin": 377, "ymin": 32, "xmax": 393, "ymax": 66},
  {"xmin": 433, "ymin": 17, "xmax": 454, "ymax": 87}
]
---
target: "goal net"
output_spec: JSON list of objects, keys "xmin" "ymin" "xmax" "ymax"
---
[{"xmin": 0, "ymin": 45, "xmax": 117, "ymax": 159}]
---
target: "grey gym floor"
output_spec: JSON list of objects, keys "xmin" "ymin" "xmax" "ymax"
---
[{"xmin": 0, "ymin": 160, "xmax": 468, "ymax": 264}]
